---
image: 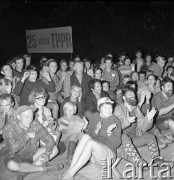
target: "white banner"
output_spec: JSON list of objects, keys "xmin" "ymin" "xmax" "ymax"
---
[{"xmin": 26, "ymin": 26, "xmax": 73, "ymax": 53}]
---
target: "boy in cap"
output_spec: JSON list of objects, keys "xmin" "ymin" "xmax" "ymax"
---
[{"xmin": 0, "ymin": 105, "xmax": 63, "ymax": 179}]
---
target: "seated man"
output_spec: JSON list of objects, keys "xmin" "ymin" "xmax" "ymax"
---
[{"xmin": 0, "ymin": 105, "xmax": 63, "ymax": 179}]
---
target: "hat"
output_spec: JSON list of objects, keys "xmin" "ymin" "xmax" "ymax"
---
[
  {"xmin": 16, "ymin": 105, "xmax": 37, "ymax": 116},
  {"xmin": 97, "ymin": 97, "xmax": 114, "ymax": 108}
]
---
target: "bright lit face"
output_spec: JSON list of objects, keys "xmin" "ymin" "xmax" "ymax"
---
[
  {"xmin": 15, "ymin": 59, "xmax": 24, "ymax": 71},
  {"xmin": 102, "ymin": 82, "xmax": 109, "ymax": 92},
  {"xmin": 5, "ymin": 83, "xmax": 12, "ymax": 94},
  {"xmin": 168, "ymin": 67, "xmax": 174, "ymax": 76},
  {"xmin": 139, "ymin": 73, "xmax": 145, "ymax": 82},
  {"xmin": 124, "ymin": 90, "xmax": 137, "ymax": 106},
  {"xmin": 94, "ymin": 69, "xmax": 102, "ymax": 79},
  {"xmin": 25, "ymin": 57, "xmax": 31, "ymax": 66},
  {"xmin": 147, "ymin": 75, "xmax": 156, "ymax": 86},
  {"xmin": 35, "ymin": 94, "xmax": 47, "ymax": 106},
  {"xmin": 93, "ymin": 82, "xmax": 102, "ymax": 94},
  {"xmin": 64, "ymin": 105, "xmax": 75, "ymax": 118},
  {"xmin": 124, "ymin": 59, "xmax": 131, "ymax": 66},
  {"xmin": 19, "ymin": 110, "xmax": 33, "ymax": 129},
  {"xmin": 2, "ymin": 65, "xmax": 12, "ymax": 77},
  {"xmin": 85, "ymin": 61, "xmax": 91, "ymax": 70},
  {"xmin": 0, "ymin": 98, "xmax": 12, "ymax": 114},
  {"xmin": 74, "ymin": 63, "xmax": 83, "ymax": 75},
  {"xmin": 136, "ymin": 52, "xmax": 142, "ymax": 58},
  {"xmin": 163, "ymin": 82, "xmax": 173, "ymax": 97},
  {"xmin": 49, "ymin": 62, "xmax": 58, "ymax": 74},
  {"xmin": 61, "ymin": 62, "xmax": 68, "ymax": 72},
  {"xmin": 28, "ymin": 70, "xmax": 37, "ymax": 82},
  {"xmin": 131, "ymin": 72, "xmax": 139, "ymax": 82},
  {"xmin": 105, "ymin": 60, "xmax": 112, "ymax": 69},
  {"xmin": 146, "ymin": 55, "xmax": 152, "ymax": 64},
  {"xmin": 71, "ymin": 87, "xmax": 81, "ymax": 99},
  {"xmin": 100, "ymin": 103, "xmax": 113, "ymax": 118}
]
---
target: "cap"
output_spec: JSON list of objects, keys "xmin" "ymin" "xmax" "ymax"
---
[
  {"xmin": 97, "ymin": 97, "xmax": 114, "ymax": 108},
  {"xmin": 16, "ymin": 105, "xmax": 37, "ymax": 116}
]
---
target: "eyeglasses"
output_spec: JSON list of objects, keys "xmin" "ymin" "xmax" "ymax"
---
[{"xmin": 36, "ymin": 96, "xmax": 46, "ymax": 100}]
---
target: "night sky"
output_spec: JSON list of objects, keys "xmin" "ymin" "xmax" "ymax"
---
[{"xmin": 0, "ymin": 1, "xmax": 174, "ymax": 65}]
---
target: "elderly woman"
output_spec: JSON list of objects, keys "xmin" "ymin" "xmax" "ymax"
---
[
  {"xmin": 85, "ymin": 79, "xmax": 109, "ymax": 113},
  {"xmin": 59, "ymin": 85, "xmax": 85, "ymax": 118}
]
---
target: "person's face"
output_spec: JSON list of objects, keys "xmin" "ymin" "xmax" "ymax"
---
[
  {"xmin": 2, "ymin": 65, "xmax": 12, "ymax": 77},
  {"xmin": 49, "ymin": 62, "xmax": 58, "ymax": 74},
  {"xmin": 168, "ymin": 57, "xmax": 174, "ymax": 64},
  {"xmin": 139, "ymin": 73, "xmax": 145, "ymax": 82},
  {"xmin": 0, "ymin": 98, "xmax": 12, "ymax": 114},
  {"xmin": 105, "ymin": 60, "xmax": 112, "ymax": 69},
  {"xmin": 146, "ymin": 55, "xmax": 152, "ymax": 64},
  {"xmin": 168, "ymin": 68, "xmax": 174, "ymax": 76},
  {"xmin": 6, "ymin": 83, "xmax": 12, "ymax": 94},
  {"xmin": 28, "ymin": 70, "xmax": 37, "ymax": 82},
  {"xmin": 94, "ymin": 69, "xmax": 102, "ymax": 79},
  {"xmin": 124, "ymin": 90, "xmax": 137, "ymax": 106},
  {"xmin": 19, "ymin": 110, "xmax": 33, "ymax": 129},
  {"xmin": 25, "ymin": 57, "xmax": 31, "ymax": 66},
  {"xmin": 125, "ymin": 59, "xmax": 131, "ymax": 66},
  {"xmin": 71, "ymin": 87, "xmax": 80, "ymax": 99},
  {"xmin": 64, "ymin": 105, "xmax": 74, "ymax": 118},
  {"xmin": 120, "ymin": 55, "xmax": 126, "ymax": 62},
  {"xmin": 123, "ymin": 77, "xmax": 130, "ymax": 85},
  {"xmin": 74, "ymin": 63, "xmax": 83, "ymax": 75},
  {"xmin": 35, "ymin": 94, "xmax": 47, "ymax": 106},
  {"xmin": 163, "ymin": 82, "xmax": 173, "ymax": 97},
  {"xmin": 85, "ymin": 62, "xmax": 91, "ymax": 70},
  {"xmin": 148, "ymin": 75, "xmax": 156, "ymax": 86},
  {"xmin": 131, "ymin": 72, "xmax": 139, "ymax": 82},
  {"xmin": 158, "ymin": 59, "xmax": 165, "ymax": 68},
  {"xmin": 100, "ymin": 103, "xmax": 113, "ymax": 118},
  {"xmin": 93, "ymin": 82, "xmax": 102, "ymax": 94},
  {"xmin": 16, "ymin": 59, "xmax": 24, "ymax": 71},
  {"xmin": 61, "ymin": 62, "xmax": 68, "ymax": 72},
  {"xmin": 69, "ymin": 61, "xmax": 74, "ymax": 70},
  {"xmin": 102, "ymin": 82, "xmax": 109, "ymax": 92},
  {"xmin": 136, "ymin": 52, "xmax": 142, "ymax": 58}
]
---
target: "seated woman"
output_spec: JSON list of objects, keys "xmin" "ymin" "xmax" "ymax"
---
[
  {"xmin": 58, "ymin": 101, "xmax": 87, "ymax": 166},
  {"xmin": 60, "ymin": 85, "xmax": 85, "ymax": 118},
  {"xmin": 61, "ymin": 97, "xmax": 122, "ymax": 180},
  {"xmin": 28, "ymin": 87, "xmax": 61, "ymax": 145},
  {"xmin": 85, "ymin": 79, "xmax": 109, "ymax": 113}
]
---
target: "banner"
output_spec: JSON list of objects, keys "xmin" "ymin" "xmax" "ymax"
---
[{"xmin": 26, "ymin": 26, "xmax": 73, "ymax": 53}]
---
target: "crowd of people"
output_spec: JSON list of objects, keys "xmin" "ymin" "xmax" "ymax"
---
[{"xmin": 0, "ymin": 50, "xmax": 174, "ymax": 179}]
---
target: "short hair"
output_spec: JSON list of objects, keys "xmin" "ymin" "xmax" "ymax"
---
[
  {"xmin": 63, "ymin": 101, "xmax": 77, "ymax": 114},
  {"xmin": 1, "ymin": 64, "xmax": 12, "ymax": 73},
  {"xmin": 135, "ymin": 50, "xmax": 142, "ymax": 55},
  {"xmin": 28, "ymin": 87, "xmax": 48, "ymax": 104},
  {"xmin": 104, "ymin": 56, "xmax": 113, "ymax": 63},
  {"xmin": 26, "ymin": 65, "xmax": 38, "ymax": 72},
  {"xmin": 0, "ymin": 79, "xmax": 12, "ymax": 94},
  {"xmin": 93, "ymin": 66, "xmax": 102, "ymax": 74},
  {"xmin": 139, "ymin": 71, "xmax": 146, "ymax": 76},
  {"xmin": 88, "ymin": 79, "xmax": 101, "ymax": 90},
  {"xmin": 60, "ymin": 59, "xmax": 67, "ymax": 66},
  {"xmin": 13, "ymin": 55, "xmax": 23, "ymax": 63},
  {"xmin": 118, "ymin": 52, "xmax": 127, "ymax": 58},
  {"xmin": 166, "ymin": 66, "xmax": 174, "ymax": 72},
  {"xmin": 46, "ymin": 59, "xmax": 57, "ymax": 67},
  {"xmin": 0, "ymin": 93, "xmax": 13, "ymax": 103},
  {"xmin": 101, "ymin": 80, "xmax": 110, "ymax": 89},
  {"xmin": 122, "ymin": 86, "xmax": 136, "ymax": 97},
  {"xmin": 70, "ymin": 85, "xmax": 82, "ymax": 93},
  {"xmin": 147, "ymin": 74, "xmax": 157, "ymax": 81},
  {"xmin": 83, "ymin": 57, "xmax": 91, "ymax": 63},
  {"xmin": 123, "ymin": 75, "xmax": 131, "ymax": 79},
  {"xmin": 124, "ymin": 80, "xmax": 138, "ymax": 92},
  {"xmin": 161, "ymin": 77, "xmax": 173, "ymax": 89},
  {"xmin": 131, "ymin": 71, "xmax": 139, "ymax": 78},
  {"xmin": 74, "ymin": 61, "xmax": 84, "ymax": 69}
]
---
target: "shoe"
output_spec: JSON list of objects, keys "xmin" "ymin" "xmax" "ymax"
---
[{"xmin": 150, "ymin": 157, "xmax": 174, "ymax": 169}]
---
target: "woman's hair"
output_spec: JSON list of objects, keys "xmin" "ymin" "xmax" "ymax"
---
[
  {"xmin": 63, "ymin": 101, "xmax": 77, "ymax": 114},
  {"xmin": 88, "ymin": 79, "xmax": 101, "ymax": 90},
  {"xmin": 28, "ymin": 87, "xmax": 48, "ymax": 104},
  {"xmin": 93, "ymin": 66, "xmax": 102, "ymax": 74}
]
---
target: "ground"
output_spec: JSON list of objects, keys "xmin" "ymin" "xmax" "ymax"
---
[{"xmin": 1, "ymin": 142, "xmax": 174, "ymax": 180}]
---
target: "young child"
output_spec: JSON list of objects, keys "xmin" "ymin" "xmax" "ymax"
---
[
  {"xmin": 0, "ymin": 94, "xmax": 16, "ymax": 142},
  {"xmin": 58, "ymin": 101, "xmax": 88, "ymax": 164}
]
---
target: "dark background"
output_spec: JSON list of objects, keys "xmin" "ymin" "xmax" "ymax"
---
[{"xmin": 0, "ymin": 1, "xmax": 174, "ymax": 66}]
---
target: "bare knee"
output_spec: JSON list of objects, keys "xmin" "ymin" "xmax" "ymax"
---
[{"xmin": 7, "ymin": 160, "xmax": 20, "ymax": 171}]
